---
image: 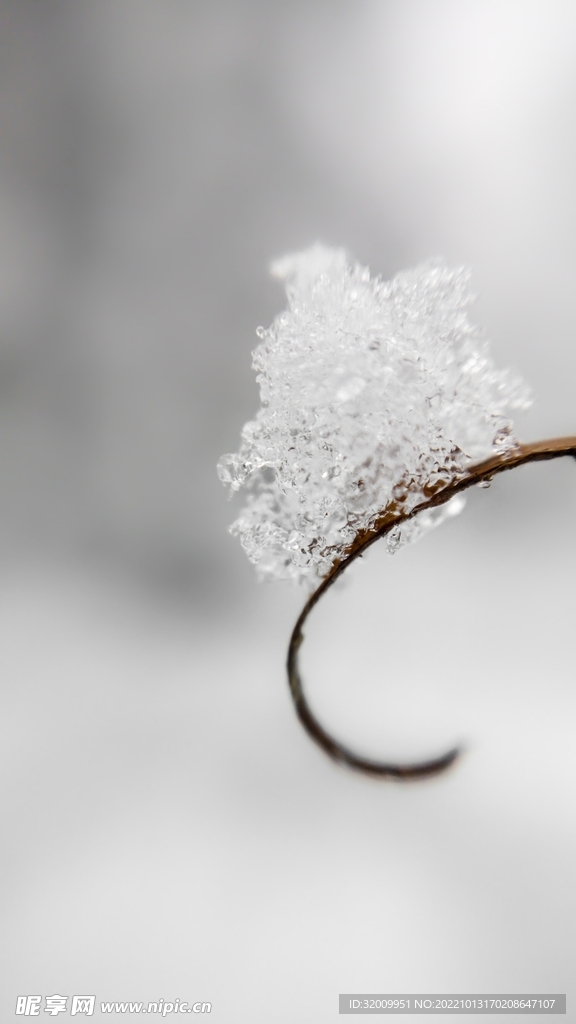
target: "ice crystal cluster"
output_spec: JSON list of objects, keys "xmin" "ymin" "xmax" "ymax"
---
[{"xmin": 218, "ymin": 245, "xmax": 531, "ymax": 585}]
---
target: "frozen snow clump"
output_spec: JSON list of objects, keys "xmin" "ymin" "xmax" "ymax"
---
[{"xmin": 218, "ymin": 244, "xmax": 531, "ymax": 585}]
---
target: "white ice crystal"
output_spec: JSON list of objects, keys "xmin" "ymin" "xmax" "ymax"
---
[{"xmin": 218, "ymin": 245, "xmax": 531, "ymax": 585}]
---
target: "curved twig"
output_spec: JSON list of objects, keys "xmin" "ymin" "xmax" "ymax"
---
[{"xmin": 287, "ymin": 436, "xmax": 576, "ymax": 780}]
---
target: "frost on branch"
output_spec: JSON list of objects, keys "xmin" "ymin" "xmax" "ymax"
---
[{"xmin": 218, "ymin": 245, "xmax": 531, "ymax": 585}]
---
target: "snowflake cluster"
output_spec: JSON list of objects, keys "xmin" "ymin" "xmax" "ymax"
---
[{"xmin": 218, "ymin": 245, "xmax": 531, "ymax": 585}]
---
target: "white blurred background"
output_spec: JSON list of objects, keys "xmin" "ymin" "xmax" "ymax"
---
[{"xmin": 0, "ymin": 1, "xmax": 574, "ymax": 1021}]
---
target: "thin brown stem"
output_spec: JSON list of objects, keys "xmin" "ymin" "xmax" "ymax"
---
[{"xmin": 287, "ymin": 436, "xmax": 576, "ymax": 780}]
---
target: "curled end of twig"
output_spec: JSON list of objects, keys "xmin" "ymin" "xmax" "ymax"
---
[
  {"xmin": 287, "ymin": 436, "xmax": 576, "ymax": 781},
  {"xmin": 288, "ymin": 626, "xmax": 462, "ymax": 781}
]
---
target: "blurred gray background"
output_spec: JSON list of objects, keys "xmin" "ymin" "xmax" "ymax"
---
[{"xmin": 0, "ymin": 1, "xmax": 574, "ymax": 1021}]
